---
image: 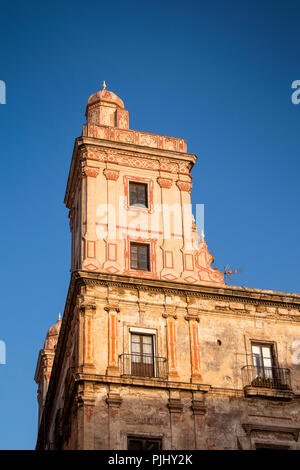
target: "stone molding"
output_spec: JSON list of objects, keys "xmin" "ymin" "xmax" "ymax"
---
[
  {"xmin": 168, "ymin": 398, "xmax": 183, "ymax": 414},
  {"xmin": 106, "ymin": 393, "xmax": 122, "ymax": 407},
  {"xmin": 242, "ymin": 422, "xmax": 300, "ymax": 441},
  {"xmin": 103, "ymin": 169, "xmax": 120, "ymax": 181},
  {"xmin": 157, "ymin": 177, "xmax": 173, "ymax": 189},
  {"xmin": 191, "ymin": 399, "xmax": 207, "ymax": 416},
  {"xmin": 81, "ymin": 166, "xmax": 99, "ymax": 178},
  {"xmin": 162, "ymin": 312, "xmax": 177, "ymax": 319},
  {"xmin": 176, "ymin": 180, "xmax": 193, "ymax": 193},
  {"xmin": 74, "ymin": 271, "xmax": 300, "ymax": 312},
  {"xmin": 82, "ymin": 124, "xmax": 187, "ymax": 154},
  {"xmin": 104, "ymin": 304, "xmax": 120, "ymax": 313},
  {"xmin": 184, "ymin": 308, "xmax": 200, "ymax": 322},
  {"xmin": 79, "ymin": 303, "xmax": 97, "ymax": 314}
]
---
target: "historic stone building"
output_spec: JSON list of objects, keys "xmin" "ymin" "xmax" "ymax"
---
[{"xmin": 35, "ymin": 84, "xmax": 300, "ymax": 450}]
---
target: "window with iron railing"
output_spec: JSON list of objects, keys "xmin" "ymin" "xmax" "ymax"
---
[
  {"xmin": 119, "ymin": 332, "xmax": 167, "ymax": 380},
  {"xmin": 241, "ymin": 342, "xmax": 291, "ymax": 391},
  {"xmin": 131, "ymin": 333, "xmax": 154, "ymax": 376}
]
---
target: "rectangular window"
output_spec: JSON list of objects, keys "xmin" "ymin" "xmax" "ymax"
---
[
  {"xmin": 129, "ymin": 182, "xmax": 148, "ymax": 208},
  {"xmin": 127, "ymin": 436, "xmax": 162, "ymax": 450},
  {"xmin": 131, "ymin": 333, "xmax": 154, "ymax": 377},
  {"xmin": 130, "ymin": 242, "xmax": 150, "ymax": 271},
  {"xmin": 251, "ymin": 342, "xmax": 276, "ymax": 380}
]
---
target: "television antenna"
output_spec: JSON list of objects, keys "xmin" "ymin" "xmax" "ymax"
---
[{"xmin": 223, "ymin": 265, "xmax": 242, "ymax": 284}]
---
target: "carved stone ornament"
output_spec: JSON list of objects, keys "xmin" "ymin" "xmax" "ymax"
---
[
  {"xmin": 103, "ymin": 169, "xmax": 120, "ymax": 181},
  {"xmin": 176, "ymin": 180, "xmax": 192, "ymax": 193},
  {"xmin": 168, "ymin": 398, "xmax": 183, "ymax": 413},
  {"xmin": 82, "ymin": 167, "xmax": 100, "ymax": 178},
  {"xmin": 157, "ymin": 177, "xmax": 173, "ymax": 189}
]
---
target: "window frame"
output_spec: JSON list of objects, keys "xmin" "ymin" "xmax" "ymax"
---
[
  {"xmin": 251, "ymin": 342, "xmax": 277, "ymax": 370},
  {"xmin": 127, "ymin": 435, "xmax": 162, "ymax": 451},
  {"xmin": 129, "ymin": 327, "xmax": 157, "ymax": 378},
  {"xmin": 130, "ymin": 242, "xmax": 150, "ymax": 271},
  {"xmin": 130, "ymin": 332, "xmax": 154, "ymax": 357},
  {"xmin": 250, "ymin": 341, "xmax": 279, "ymax": 384},
  {"xmin": 130, "ymin": 332, "xmax": 155, "ymax": 377},
  {"xmin": 129, "ymin": 181, "xmax": 148, "ymax": 208}
]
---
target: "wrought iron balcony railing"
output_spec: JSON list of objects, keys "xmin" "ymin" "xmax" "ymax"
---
[
  {"xmin": 241, "ymin": 365, "xmax": 291, "ymax": 391},
  {"xmin": 119, "ymin": 353, "xmax": 168, "ymax": 379}
]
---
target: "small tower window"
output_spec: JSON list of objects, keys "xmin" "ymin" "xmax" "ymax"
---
[
  {"xmin": 129, "ymin": 182, "xmax": 148, "ymax": 208},
  {"xmin": 130, "ymin": 242, "xmax": 150, "ymax": 271}
]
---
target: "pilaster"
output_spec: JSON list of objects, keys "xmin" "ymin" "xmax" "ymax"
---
[
  {"xmin": 81, "ymin": 164, "xmax": 100, "ymax": 271},
  {"xmin": 103, "ymin": 168, "xmax": 122, "ymax": 274},
  {"xmin": 75, "ymin": 382, "xmax": 96, "ymax": 450},
  {"xmin": 105, "ymin": 304, "xmax": 120, "ymax": 376},
  {"xmin": 162, "ymin": 308, "xmax": 179, "ymax": 380},
  {"xmin": 168, "ymin": 390, "xmax": 183, "ymax": 450},
  {"xmin": 106, "ymin": 388, "xmax": 123, "ymax": 450},
  {"xmin": 78, "ymin": 303, "xmax": 97, "ymax": 374},
  {"xmin": 185, "ymin": 308, "xmax": 202, "ymax": 383}
]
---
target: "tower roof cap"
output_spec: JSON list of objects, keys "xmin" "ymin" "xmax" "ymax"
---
[
  {"xmin": 44, "ymin": 314, "xmax": 62, "ymax": 349},
  {"xmin": 87, "ymin": 81, "xmax": 124, "ymax": 110}
]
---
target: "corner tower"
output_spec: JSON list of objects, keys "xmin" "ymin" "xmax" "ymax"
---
[{"xmin": 65, "ymin": 82, "xmax": 224, "ymax": 286}]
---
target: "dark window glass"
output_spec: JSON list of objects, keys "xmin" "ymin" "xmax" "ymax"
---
[
  {"xmin": 129, "ymin": 182, "xmax": 148, "ymax": 207},
  {"xmin": 130, "ymin": 243, "xmax": 150, "ymax": 271},
  {"xmin": 128, "ymin": 437, "xmax": 162, "ymax": 451}
]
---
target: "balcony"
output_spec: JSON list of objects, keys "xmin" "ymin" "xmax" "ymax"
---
[
  {"xmin": 119, "ymin": 353, "xmax": 168, "ymax": 380},
  {"xmin": 241, "ymin": 365, "xmax": 292, "ymax": 400}
]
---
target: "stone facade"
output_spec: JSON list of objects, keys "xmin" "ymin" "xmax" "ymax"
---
[{"xmin": 35, "ymin": 84, "xmax": 300, "ymax": 450}]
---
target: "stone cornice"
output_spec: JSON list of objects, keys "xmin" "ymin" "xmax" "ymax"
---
[
  {"xmin": 74, "ymin": 270, "xmax": 300, "ymax": 310},
  {"xmin": 242, "ymin": 422, "xmax": 300, "ymax": 441}
]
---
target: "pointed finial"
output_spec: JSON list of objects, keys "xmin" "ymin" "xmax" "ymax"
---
[
  {"xmin": 102, "ymin": 80, "xmax": 106, "ymax": 90},
  {"xmin": 58, "ymin": 312, "xmax": 61, "ymax": 321}
]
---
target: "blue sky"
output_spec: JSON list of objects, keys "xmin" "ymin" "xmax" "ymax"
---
[{"xmin": 0, "ymin": 0, "xmax": 300, "ymax": 449}]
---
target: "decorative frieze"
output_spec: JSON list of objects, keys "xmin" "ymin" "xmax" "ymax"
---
[{"xmin": 82, "ymin": 123, "xmax": 187, "ymax": 153}]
